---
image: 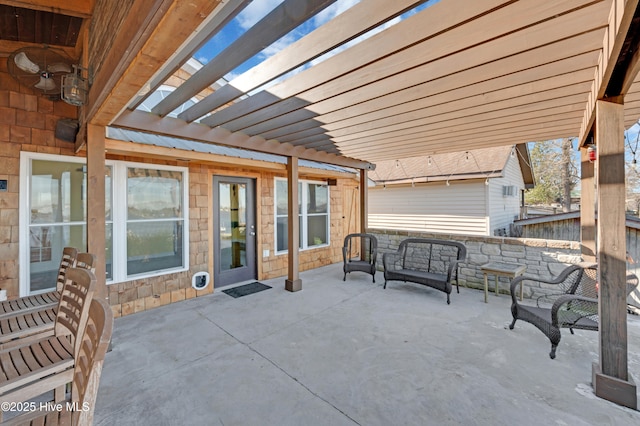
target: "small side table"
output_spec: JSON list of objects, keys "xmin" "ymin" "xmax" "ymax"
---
[{"xmin": 481, "ymin": 262, "xmax": 527, "ymax": 303}]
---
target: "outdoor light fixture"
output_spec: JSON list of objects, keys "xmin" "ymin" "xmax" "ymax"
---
[
  {"xmin": 61, "ymin": 65, "xmax": 88, "ymax": 106},
  {"xmin": 587, "ymin": 144, "xmax": 597, "ymax": 163}
]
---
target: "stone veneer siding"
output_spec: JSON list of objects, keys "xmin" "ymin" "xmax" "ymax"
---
[
  {"xmin": 106, "ymin": 167, "xmax": 358, "ymax": 318},
  {"xmin": 106, "ymin": 159, "xmax": 213, "ymax": 319},
  {"xmin": 370, "ymin": 228, "xmax": 583, "ymax": 298},
  {"xmin": 1, "ymin": 62, "xmax": 363, "ymax": 319},
  {"xmin": 0, "ymin": 88, "xmax": 79, "ymax": 299}
]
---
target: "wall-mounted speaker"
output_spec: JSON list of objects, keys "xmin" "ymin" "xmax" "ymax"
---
[{"xmin": 55, "ymin": 119, "xmax": 79, "ymax": 142}]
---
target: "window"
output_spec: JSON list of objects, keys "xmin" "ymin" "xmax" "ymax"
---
[
  {"xmin": 20, "ymin": 153, "xmax": 188, "ymax": 295},
  {"xmin": 25, "ymin": 157, "xmax": 90, "ymax": 293},
  {"xmin": 125, "ymin": 167, "xmax": 185, "ymax": 276},
  {"xmin": 275, "ymin": 178, "xmax": 329, "ymax": 253}
]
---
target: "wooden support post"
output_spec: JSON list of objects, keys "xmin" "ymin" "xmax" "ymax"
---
[
  {"xmin": 86, "ymin": 124, "xmax": 107, "ymax": 300},
  {"xmin": 285, "ymin": 156, "xmax": 302, "ymax": 292},
  {"xmin": 580, "ymin": 146, "xmax": 596, "ymax": 262},
  {"xmin": 593, "ymin": 98, "xmax": 637, "ymax": 409},
  {"xmin": 360, "ymin": 169, "xmax": 368, "ymax": 233}
]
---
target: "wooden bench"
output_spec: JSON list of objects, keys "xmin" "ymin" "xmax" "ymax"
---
[
  {"xmin": 383, "ymin": 238, "xmax": 466, "ymax": 304},
  {"xmin": 0, "ymin": 247, "xmax": 76, "ymax": 319},
  {"xmin": 0, "ymin": 253, "xmax": 96, "ymax": 348},
  {"xmin": 0, "ymin": 267, "xmax": 96, "ymax": 420}
]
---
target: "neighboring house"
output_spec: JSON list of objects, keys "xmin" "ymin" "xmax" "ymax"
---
[{"xmin": 368, "ymin": 144, "xmax": 534, "ymax": 236}]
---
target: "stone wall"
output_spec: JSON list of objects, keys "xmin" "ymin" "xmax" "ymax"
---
[{"xmin": 370, "ymin": 228, "xmax": 583, "ymax": 298}]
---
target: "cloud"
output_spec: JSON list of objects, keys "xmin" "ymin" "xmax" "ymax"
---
[
  {"xmin": 313, "ymin": 0, "xmax": 361, "ymax": 26},
  {"xmin": 236, "ymin": 0, "xmax": 284, "ymax": 29},
  {"xmin": 261, "ymin": 33, "xmax": 298, "ymax": 58},
  {"xmin": 308, "ymin": 14, "xmax": 402, "ymax": 67}
]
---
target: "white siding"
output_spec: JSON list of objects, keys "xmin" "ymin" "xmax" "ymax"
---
[
  {"xmin": 487, "ymin": 154, "xmax": 525, "ymax": 234},
  {"xmin": 368, "ymin": 182, "xmax": 489, "ymax": 235}
]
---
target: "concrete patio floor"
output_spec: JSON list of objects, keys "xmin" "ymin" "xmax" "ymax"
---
[{"xmin": 94, "ymin": 263, "xmax": 640, "ymax": 426}]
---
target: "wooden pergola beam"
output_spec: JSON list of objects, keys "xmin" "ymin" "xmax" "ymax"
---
[
  {"xmin": 578, "ymin": 0, "xmax": 640, "ymax": 146},
  {"xmin": 360, "ymin": 170, "xmax": 368, "ymax": 233},
  {"xmin": 178, "ymin": 0, "xmax": 427, "ymax": 122},
  {"xmin": 580, "ymin": 147, "xmax": 596, "ymax": 262},
  {"xmin": 86, "ymin": 124, "xmax": 107, "ymax": 300},
  {"xmin": 127, "ymin": 0, "xmax": 250, "ymax": 111},
  {"xmin": 103, "ymin": 138, "xmax": 358, "ymax": 180},
  {"xmin": 593, "ymin": 97, "xmax": 637, "ymax": 410},
  {"xmin": 153, "ymin": 0, "xmax": 337, "ymax": 118},
  {"xmin": 285, "ymin": 157, "xmax": 301, "ymax": 292},
  {"xmin": 113, "ymin": 110, "xmax": 375, "ymax": 170},
  {"xmin": 84, "ymin": 0, "xmax": 221, "ymax": 127}
]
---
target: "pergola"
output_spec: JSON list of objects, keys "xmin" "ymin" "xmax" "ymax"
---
[{"xmin": 2, "ymin": 0, "xmax": 639, "ymax": 409}]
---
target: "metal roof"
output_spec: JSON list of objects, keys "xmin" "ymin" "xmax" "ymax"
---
[{"xmin": 106, "ymin": 127, "xmax": 355, "ymax": 174}]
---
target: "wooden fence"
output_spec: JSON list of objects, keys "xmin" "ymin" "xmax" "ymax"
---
[{"xmin": 513, "ymin": 212, "xmax": 640, "ymax": 263}]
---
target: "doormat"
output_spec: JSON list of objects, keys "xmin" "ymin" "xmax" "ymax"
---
[{"xmin": 222, "ymin": 282, "xmax": 272, "ymax": 298}]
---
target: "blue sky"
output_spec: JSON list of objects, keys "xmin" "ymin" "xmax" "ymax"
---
[{"xmin": 195, "ymin": 0, "xmax": 439, "ymax": 83}]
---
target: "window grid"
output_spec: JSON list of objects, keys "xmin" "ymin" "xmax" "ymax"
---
[
  {"xmin": 20, "ymin": 152, "xmax": 189, "ymax": 295},
  {"xmin": 274, "ymin": 178, "xmax": 329, "ymax": 254}
]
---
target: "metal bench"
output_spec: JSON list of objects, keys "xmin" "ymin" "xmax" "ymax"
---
[{"xmin": 383, "ymin": 238, "xmax": 466, "ymax": 304}]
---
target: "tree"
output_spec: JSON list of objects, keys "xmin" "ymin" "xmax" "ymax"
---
[{"xmin": 525, "ymin": 138, "xmax": 579, "ymax": 208}]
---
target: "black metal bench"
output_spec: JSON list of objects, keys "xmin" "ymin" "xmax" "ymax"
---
[{"xmin": 382, "ymin": 238, "xmax": 466, "ymax": 304}]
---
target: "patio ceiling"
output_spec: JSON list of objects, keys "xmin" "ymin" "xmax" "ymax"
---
[
  {"xmin": 0, "ymin": 1, "xmax": 90, "ymax": 62},
  {"xmin": 5, "ymin": 0, "xmax": 640, "ymax": 169}
]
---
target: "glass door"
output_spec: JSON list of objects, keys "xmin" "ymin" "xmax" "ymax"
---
[{"xmin": 213, "ymin": 176, "xmax": 256, "ymax": 287}]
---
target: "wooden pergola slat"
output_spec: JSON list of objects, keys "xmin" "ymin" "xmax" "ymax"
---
[
  {"xmin": 259, "ymin": 67, "xmax": 596, "ymax": 142},
  {"xmin": 316, "ymin": 32, "xmax": 603, "ymax": 130},
  {"xmin": 177, "ymin": 0, "xmax": 428, "ymax": 123},
  {"xmin": 200, "ymin": 0, "xmax": 608, "ymax": 132},
  {"xmin": 333, "ymin": 84, "xmax": 591, "ymax": 144},
  {"xmin": 151, "ymin": 0, "xmax": 338, "ymax": 118},
  {"xmin": 126, "ymin": 0, "xmax": 251, "ymax": 111}
]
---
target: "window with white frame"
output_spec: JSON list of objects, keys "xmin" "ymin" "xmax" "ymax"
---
[
  {"xmin": 275, "ymin": 178, "xmax": 329, "ymax": 253},
  {"xmin": 20, "ymin": 152, "xmax": 188, "ymax": 295}
]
